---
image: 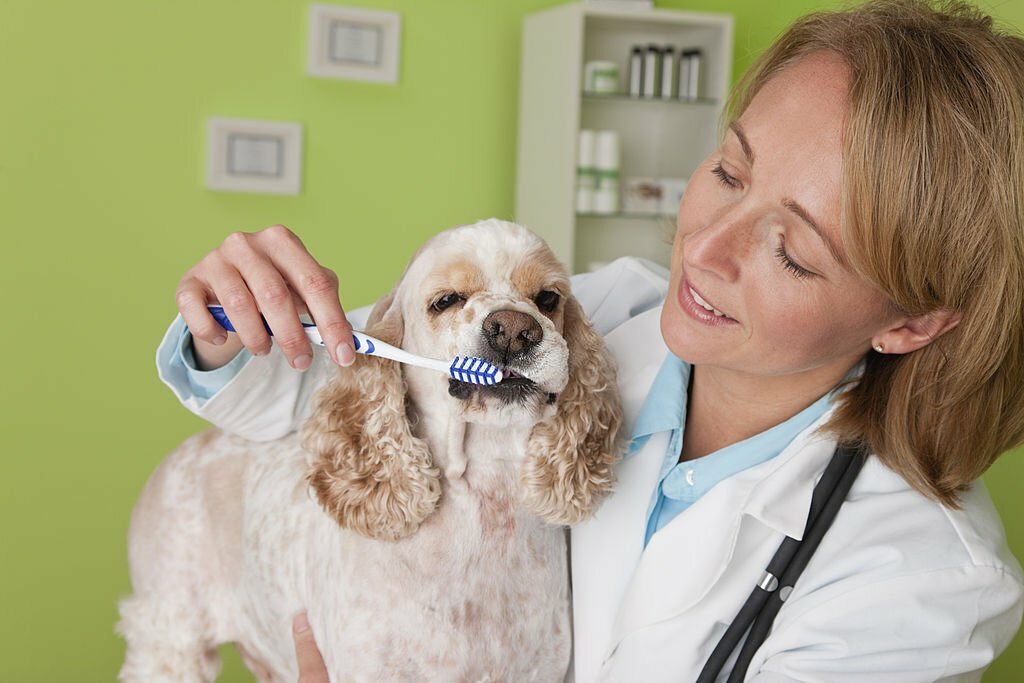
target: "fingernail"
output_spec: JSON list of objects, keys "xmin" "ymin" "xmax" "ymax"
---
[
  {"xmin": 294, "ymin": 613, "xmax": 310, "ymax": 633},
  {"xmin": 212, "ymin": 334, "xmax": 227, "ymax": 346},
  {"xmin": 292, "ymin": 353, "xmax": 312, "ymax": 371},
  {"xmin": 336, "ymin": 342, "xmax": 355, "ymax": 367}
]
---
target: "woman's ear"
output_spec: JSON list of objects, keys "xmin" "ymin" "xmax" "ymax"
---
[
  {"xmin": 520, "ymin": 295, "xmax": 623, "ymax": 525},
  {"xmin": 299, "ymin": 289, "xmax": 441, "ymax": 541},
  {"xmin": 873, "ymin": 308, "xmax": 962, "ymax": 355}
]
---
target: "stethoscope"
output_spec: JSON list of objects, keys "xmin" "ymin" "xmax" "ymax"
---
[{"xmin": 696, "ymin": 442, "xmax": 867, "ymax": 682}]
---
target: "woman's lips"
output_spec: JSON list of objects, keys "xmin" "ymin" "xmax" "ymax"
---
[{"xmin": 678, "ymin": 279, "xmax": 739, "ymax": 327}]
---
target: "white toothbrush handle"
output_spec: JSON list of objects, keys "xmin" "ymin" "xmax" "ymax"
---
[
  {"xmin": 349, "ymin": 331, "xmax": 452, "ymax": 375},
  {"xmin": 205, "ymin": 305, "xmax": 500, "ymax": 383},
  {"xmin": 299, "ymin": 325, "xmax": 493, "ymax": 380}
]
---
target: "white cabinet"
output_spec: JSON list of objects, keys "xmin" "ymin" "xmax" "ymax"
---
[{"xmin": 514, "ymin": 3, "xmax": 733, "ymax": 272}]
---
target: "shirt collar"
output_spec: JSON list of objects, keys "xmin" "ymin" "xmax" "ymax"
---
[
  {"xmin": 628, "ymin": 353, "xmax": 690, "ymax": 456},
  {"xmin": 625, "ymin": 354, "xmax": 862, "ymax": 460}
]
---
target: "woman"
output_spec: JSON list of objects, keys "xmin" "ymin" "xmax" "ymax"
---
[{"xmin": 161, "ymin": 0, "xmax": 1024, "ymax": 679}]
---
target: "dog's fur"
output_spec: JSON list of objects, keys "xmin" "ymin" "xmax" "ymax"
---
[{"xmin": 118, "ymin": 220, "xmax": 623, "ymax": 682}]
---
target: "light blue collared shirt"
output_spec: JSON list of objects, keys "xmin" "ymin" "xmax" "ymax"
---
[
  {"xmin": 168, "ymin": 323, "xmax": 253, "ymax": 401},
  {"xmin": 630, "ymin": 354, "xmax": 835, "ymax": 547}
]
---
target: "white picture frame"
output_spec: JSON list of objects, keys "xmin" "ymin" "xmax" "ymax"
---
[
  {"xmin": 205, "ymin": 117, "xmax": 303, "ymax": 195},
  {"xmin": 307, "ymin": 4, "xmax": 402, "ymax": 83}
]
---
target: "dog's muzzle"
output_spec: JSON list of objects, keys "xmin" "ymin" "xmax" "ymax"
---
[{"xmin": 448, "ymin": 309, "xmax": 556, "ymax": 405}]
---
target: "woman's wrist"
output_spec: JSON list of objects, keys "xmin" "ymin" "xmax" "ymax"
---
[{"xmin": 193, "ymin": 334, "xmax": 245, "ymax": 371}]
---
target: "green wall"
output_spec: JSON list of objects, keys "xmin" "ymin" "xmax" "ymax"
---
[{"xmin": 2, "ymin": 1, "xmax": 1021, "ymax": 680}]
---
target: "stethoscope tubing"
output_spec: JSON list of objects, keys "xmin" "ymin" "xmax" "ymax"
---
[{"xmin": 697, "ymin": 443, "xmax": 867, "ymax": 682}]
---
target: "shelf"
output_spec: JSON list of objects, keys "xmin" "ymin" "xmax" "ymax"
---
[
  {"xmin": 582, "ymin": 92, "xmax": 718, "ymax": 107},
  {"xmin": 577, "ymin": 211, "xmax": 675, "ymax": 220}
]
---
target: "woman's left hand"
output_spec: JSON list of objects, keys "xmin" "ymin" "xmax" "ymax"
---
[{"xmin": 293, "ymin": 612, "xmax": 329, "ymax": 683}]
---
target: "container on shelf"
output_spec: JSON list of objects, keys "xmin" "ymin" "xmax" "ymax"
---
[
  {"xmin": 642, "ymin": 44, "xmax": 661, "ymax": 97},
  {"xmin": 515, "ymin": 3, "xmax": 733, "ymax": 271},
  {"xmin": 576, "ymin": 129, "xmax": 597, "ymax": 213},
  {"xmin": 583, "ymin": 60, "xmax": 619, "ymax": 94},
  {"xmin": 593, "ymin": 130, "xmax": 621, "ymax": 214}
]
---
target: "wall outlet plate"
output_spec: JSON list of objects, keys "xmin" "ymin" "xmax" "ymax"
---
[
  {"xmin": 307, "ymin": 4, "xmax": 401, "ymax": 83},
  {"xmin": 205, "ymin": 117, "xmax": 303, "ymax": 195}
]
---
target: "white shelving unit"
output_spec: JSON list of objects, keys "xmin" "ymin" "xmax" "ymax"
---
[{"xmin": 514, "ymin": 3, "xmax": 733, "ymax": 272}]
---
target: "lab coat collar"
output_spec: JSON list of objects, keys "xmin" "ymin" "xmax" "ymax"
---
[
  {"xmin": 572, "ymin": 305, "xmax": 846, "ymax": 676},
  {"xmin": 742, "ymin": 410, "xmax": 838, "ymax": 539},
  {"xmin": 605, "ymin": 410, "xmax": 840, "ymax": 655}
]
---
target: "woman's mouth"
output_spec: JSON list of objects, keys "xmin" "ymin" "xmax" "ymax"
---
[{"xmin": 679, "ymin": 280, "xmax": 739, "ymax": 327}]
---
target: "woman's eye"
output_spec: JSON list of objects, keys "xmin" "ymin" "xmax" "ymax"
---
[
  {"xmin": 711, "ymin": 161, "xmax": 741, "ymax": 189},
  {"xmin": 534, "ymin": 290, "xmax": 561, "ymax": 312},
  {"xmin": 430, "ymin": 292, "xmax": 465, "ymax": 313},
  {"xmin": 774, "ymin": 242, "xmax": 815, "ymax": 280}
]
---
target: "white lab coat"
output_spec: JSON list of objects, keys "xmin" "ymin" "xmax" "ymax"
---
[{"xmin": 156, "ymin": 257, "xmax": 1023, "ymax": 682}]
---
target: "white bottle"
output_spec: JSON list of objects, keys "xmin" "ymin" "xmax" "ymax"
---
[
  {"xmin": 628, "ymin": 46, "xmax": 644, "ymax": 98},
  {"xmin": 643, "ymin": 45, "xmax": 660, "ymax": 98},
  {"xmin": 593, "ymin": 130, "xmax": 620, "ymax": 214},
  {"xmin": 660, "ymin": 46, "xmax": 676, "ymax": 100},
  {"xmin": 677, "ymin": 50, "xmax": 691, "ymax": 101},
  {"xmin": 682, "ymin": 49, "xmax": 702, "ymax": 100},
  {"xmin": 576, "ymin": 130, "xmax": 597, "ymax": 213}
]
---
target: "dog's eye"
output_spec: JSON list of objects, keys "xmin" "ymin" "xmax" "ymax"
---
[
  {"xmin": 534, "ymin": 290, "xmax": 560, "ymax": 313},
  {"xmin": 430, "ymin": 292, "xmax": 465, "ymax": 313}
]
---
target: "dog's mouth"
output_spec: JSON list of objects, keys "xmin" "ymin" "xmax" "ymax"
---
[
  {"xmin": 499, "ymin": 368, "xmax": 533, "ymax": 385},
  {"xmin": 448, "ymin": 367, "xmax": 554, "ymax": 405}
]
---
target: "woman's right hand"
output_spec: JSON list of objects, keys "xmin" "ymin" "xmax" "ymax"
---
[{"xmin": 175, "ymin": 225, "xmax": 356, "ymax": 371}]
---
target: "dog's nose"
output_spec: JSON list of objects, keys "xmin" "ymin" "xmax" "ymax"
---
[{"xmin": 482, "ymin": 310, "xmax": 543, "ymax": 360}]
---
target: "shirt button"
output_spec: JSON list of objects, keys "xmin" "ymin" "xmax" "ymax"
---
[{"xmin": 686, "ymin": 469, "xmax": 695, "ymax": 486}]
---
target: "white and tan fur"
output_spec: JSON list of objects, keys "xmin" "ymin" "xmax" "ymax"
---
[{"xmin": 118, "ymin": 220, "xmax": 623, "ymax": 682}]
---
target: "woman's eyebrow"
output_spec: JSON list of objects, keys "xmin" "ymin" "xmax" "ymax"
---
[
  {"xmin": 783, "ymin": 198, "xmax": 845, "ymax": 266},
  {"xmin": 731, "ymin": 120, "xmax": 845, "ymax": 267},
  {"xmin": 729, "ymin": 121, "xmax": 756, "ymax": 165}
]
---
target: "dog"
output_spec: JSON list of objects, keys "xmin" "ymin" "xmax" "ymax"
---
[{"xmin": 118, "ymin": 219, "xmax": 623, "ymax": 682}]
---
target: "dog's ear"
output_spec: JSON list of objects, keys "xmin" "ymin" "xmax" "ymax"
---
[
  {"xmin": 520, "ymin": 294, "xmax": 623, "ymax": 524},
  {"xmin": 300, "ymin": 289, "xmax": 441, "ymax": 541}
]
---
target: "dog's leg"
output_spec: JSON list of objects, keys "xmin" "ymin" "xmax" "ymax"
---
[
  {"xmin": 117, "ymin": 591, "xmax": 221, "ymax": 683},
  {"xmin": 118, "ymin": 431, "xmax": 239, "ymax": 683}
]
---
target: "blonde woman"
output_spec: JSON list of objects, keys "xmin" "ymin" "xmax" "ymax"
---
[{"xmin": 159, "ymin": 0, "xmax": 1024, "ymax": 679}]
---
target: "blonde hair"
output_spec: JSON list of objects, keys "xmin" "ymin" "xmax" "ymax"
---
[{"xmin": 728, "ymin": 0, "xmax": 1024, "ymax": 507}]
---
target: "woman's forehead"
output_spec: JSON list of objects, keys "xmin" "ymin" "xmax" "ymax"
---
[{"xmin": 733, "ymin": 53, "xmax": 849, "ymax": 251}]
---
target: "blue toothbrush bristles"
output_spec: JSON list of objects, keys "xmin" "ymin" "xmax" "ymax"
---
[{"xmin": 449, "ymin": 356, "xmax": 503, "ymax": 385}]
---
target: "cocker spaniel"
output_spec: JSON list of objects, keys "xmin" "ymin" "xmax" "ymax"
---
[{"xmin": 118, "ymin": 219, "xmax": 623, "ymax": 682}]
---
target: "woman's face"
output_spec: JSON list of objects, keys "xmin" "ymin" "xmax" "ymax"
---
[{"xmin": 661, "ymin": 52, "xmax": 900, "ymax": 382}]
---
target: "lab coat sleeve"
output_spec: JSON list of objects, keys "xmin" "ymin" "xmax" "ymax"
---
[
  {"xmin": 748, "ymin": 565, "xmax": 1024, "ymax": 682},
  {"xmin": 154, "ymin": 305, "xmax": 373, "ymax": 442},
  {"xmin": 155, "ymin": 256, "xmax": 669, "ymax": 441}
]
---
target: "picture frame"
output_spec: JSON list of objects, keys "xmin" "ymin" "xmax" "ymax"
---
[
  {"xmin": 205, "ymin": 117, "xmax": 303, "ymax": 195},
  {"xmin": 307, "ymin": 4, "xmax": 402, "ymax": 83}
]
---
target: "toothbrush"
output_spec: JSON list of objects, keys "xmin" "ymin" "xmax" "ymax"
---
[{"xmin": 206, "ymin": 304, "xmax": 504, "ymax": 385}]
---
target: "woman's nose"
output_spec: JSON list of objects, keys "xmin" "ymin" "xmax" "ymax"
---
[{"xmin": 682, "ymin": 206, "xmax": 753, "ymax": 282}]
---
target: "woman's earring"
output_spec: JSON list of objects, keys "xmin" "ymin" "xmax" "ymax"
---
[{"xmin": 873, "ymin": 342, "xmax": 885, "ymax": 353}]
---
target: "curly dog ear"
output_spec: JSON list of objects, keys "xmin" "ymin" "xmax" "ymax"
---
[
  {"xmin": 300, "ymin": 290, "xmax": 441, "ymax": 541},
  {"xmin": 520, "ymin": 295, "xmax": 623, "ymax": 525}
]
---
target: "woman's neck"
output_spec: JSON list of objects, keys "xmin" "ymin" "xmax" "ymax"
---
[{"xmin": 680, "ymin": 362, "xmax": 854, "ymax": 462}]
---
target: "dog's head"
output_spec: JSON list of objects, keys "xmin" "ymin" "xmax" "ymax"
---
[{"xmin": 300, "ymin": 219, "xmax": 622, "ymax": 540}]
